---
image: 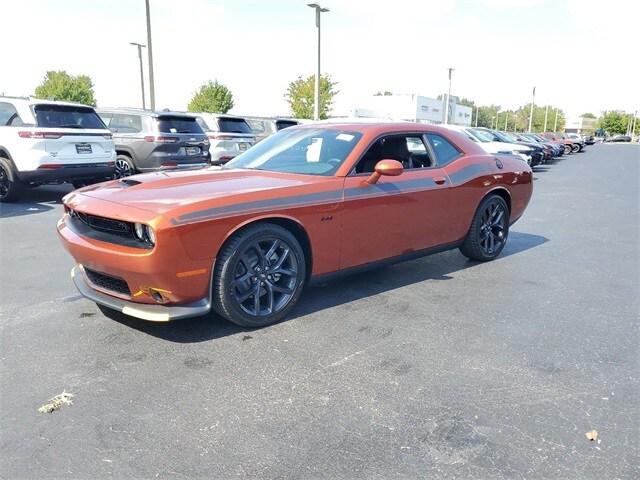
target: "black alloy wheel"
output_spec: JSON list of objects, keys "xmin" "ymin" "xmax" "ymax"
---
[
  {"xmin": 114, "ymin": 155, "xmax": 134, "ymax": 178},
  {"xmin": 213, "ymin": 223, "xmax": 306, "ymax": 327},
  {"xmin": 0, "ymin": 158, "xmax": 22, "ymax": 202},
  {"xmin": 460, "ymin": 194, "xmax": 510, "ymax": 261},
  {"xmin": 231, "ymin": 238, "xmax": 299, "ymax": 317}
]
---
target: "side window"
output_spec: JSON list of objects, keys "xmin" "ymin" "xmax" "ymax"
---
[
  {"xmin": 99, "ymin": 113, "xmax": 113, "ymax": 127},
  {"xmin": 109, "ymin": 114, "xmax": 142, "ymax": 133},
  {"xmin": 195, "ymin": 117, "xmax": 210, "ymax": 132},
  {"xmin": 0, "ymin": 102, "xmax": 23, "ymax": 126},
  {"xmin": 425, "ymin": 133, "xmax": 462, "ymax": 166},
  {"xmin": 354, "ymin": 134, "xmax": 434, "ymax": 174}
]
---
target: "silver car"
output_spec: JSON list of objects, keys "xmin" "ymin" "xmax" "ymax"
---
[
  {"xmin": 245, "ymin": 116, "xmax": 300, "ymax": 143},
  {"xmin": 192, "ymin": 113, "xmax": 255, "ymax": 165}
]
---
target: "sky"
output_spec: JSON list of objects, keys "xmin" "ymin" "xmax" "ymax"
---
[{"xmin": 1, "ymin": 0, "xmax": 638, "ymax": 119}]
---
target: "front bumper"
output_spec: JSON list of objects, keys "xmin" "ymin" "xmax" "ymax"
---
[{"xmin": 71, "ymin": 266, "xmax": 211, "ymax": 321}]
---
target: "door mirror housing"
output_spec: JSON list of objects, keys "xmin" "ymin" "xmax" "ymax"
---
[{"xmin": 366, "ymin": 159, "xmax": 403, "ymax": 184}]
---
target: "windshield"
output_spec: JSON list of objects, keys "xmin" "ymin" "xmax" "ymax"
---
[
  {"xmin": 225, "ymin": 127, "xmax": 363, "ymax": 176},
  {"xmin": 469, "ymin": 128, "xmax": 496, "ymax": 142},
  {"xmin": 34, "ymin": 104, "xmax": 106, "ymax": 129}
]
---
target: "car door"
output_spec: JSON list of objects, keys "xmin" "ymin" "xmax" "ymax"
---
[{"xmin": 339, "ymin": 133, "xmax": 455, "ymax": 270}]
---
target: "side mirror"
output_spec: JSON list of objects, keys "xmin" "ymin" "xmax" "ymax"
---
[{"xmin": 366, "ymin": 159, "xmax": 404, "ymax": 184}]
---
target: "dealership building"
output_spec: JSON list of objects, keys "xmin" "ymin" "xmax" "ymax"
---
[{"xmin": 333, "ymin": 94, "xmax": 473, "ymax": 126}]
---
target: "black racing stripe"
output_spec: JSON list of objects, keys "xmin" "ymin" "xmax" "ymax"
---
[
  {"xmin": 170, "ymin": 164, "xmax": 492, "ymax": 225},
  {"xmin": 344, "ymin": 177, "xmax": 437, "ymax": 199},
  {"xmin": 447, "ymin": 163, "xmax": 491, "ymax": 184},
  {"xmin": 171, "ymin": 190, "xmax": 342, "ymax": 225}
]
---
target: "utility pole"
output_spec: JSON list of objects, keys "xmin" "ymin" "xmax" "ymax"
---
[
  {"xmin": 504, "ymin": 112, "xmax": 508, "ymax": 131},
  {"xmin": 444, "ymin": 67, "xmax": 454, "ymax": 124},
  {"xmin": 553, "ymin": 108, "xmax": 559, "ymax": 131},
  {"xmin": 145, "ymin": 0, "xmax": 156, "ymax": 110},
  {"xmin": 543, "ymin": 105, "xmax": 549, "ymax": 132},
  {"xmin": 129, "ymin": 42, "xmax": 146, "ymax": 109},
  {"xmin": 308, "ymin": 3, "xmax": 329, "ymax": 121},
  {"xmin": 475, "ymin": 105, "xmax": 479, "ymax": 127},
  {"xmin": 528, "ymin": 86, "xmax": 536, "ymax": 132}
]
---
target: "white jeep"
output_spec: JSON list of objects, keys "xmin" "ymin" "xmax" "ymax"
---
[{"xmin": 0, "ymin": 97, "xmax": 116, "ymax": 202}]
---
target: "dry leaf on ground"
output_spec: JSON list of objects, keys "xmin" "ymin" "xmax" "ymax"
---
[
  {"xmin": 585, "ymin": 430, "xmax": 598, "ymax": 441},
  {"xmin": 38, "ymin": 391, "xmax": 74, "ymax": 413}
]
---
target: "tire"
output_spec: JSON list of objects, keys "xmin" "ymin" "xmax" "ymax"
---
[
  {"xmin": 212, "ymin": 223, "xmax": 307, "ymax": 328},
  {"xmin": 563, "ymin": 144, "xmax": 572, "ymax": 155},
  {"xmin": 460, "ymin": 194, "xmax": 510, "ymax": 262},
  {"xmin": 0, "ymin": 157, "xmax": 23, "ymax": 202},
  {"xmin": 114, "ymin": 154, "xmax": 136, "ymax": 178},
  {"xmin": 571, "ymin": 144, "xmax": 580, "ymax": 153}
]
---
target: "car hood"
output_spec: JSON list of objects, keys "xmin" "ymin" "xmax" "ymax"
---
[{"xmin": 74, "ymin": 167, "xmax": 337, "ymax": 217}]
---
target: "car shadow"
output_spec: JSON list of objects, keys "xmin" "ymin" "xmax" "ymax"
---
[
  {"xmin": 0, "ymin": 184, "xmax": 72, "ymax": 218},
  {"xmin": 103, "ymin": 231, "xmax": 549, "ymax": 343}
]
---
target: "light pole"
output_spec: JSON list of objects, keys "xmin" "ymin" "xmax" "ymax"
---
[
  {"xmin": 145, "ymin": 0, "xmax": 156, "ymax": 110},
  {"xmin": 495, "ymin": 109, "xmax": 500, "ymax": 129},
  {"xmin": 543, "ymin": 105, "xmax": 549, "ymax": 132},
  {"xmin": 504, "ymin": 111, "xmax": 508, "ymax": 131},
  {"xmin": 443, "ymin": 67, "xmax": 455, "ymax": 124},
  {"xmin": 475, "ymin": 105, "xmax": 479, "ymax": 127},
  {"xmin": 129, "ymin": 42, "xmax": 146, "ymax": 109},
  {"xmin": 553, "ymin": 108, "xmax": 559, "ymax": 131},
  {"xmin": 528, "ymin": 86, "xmax": 536, "ymax": 132},
  {"xmin": 308, "ymin": 3, "xmax": 329, "ymax": 121}
]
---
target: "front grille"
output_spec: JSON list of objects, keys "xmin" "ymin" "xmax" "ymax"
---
[
  {"xmin": 84, "ymin": 267, "xmax": 131, "ymax": 296},
  {"xmin": 74, "ymin": 211, "xmax": 133, "ymax": 236}
]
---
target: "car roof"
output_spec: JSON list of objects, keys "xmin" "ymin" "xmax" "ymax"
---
[
  {"xmin": 296, "ymin": 122, "xmax": 459, "ymax": 135},
  {"xmin": 97, "ymin": 107, "xmax": 197, "ymax": 118},
  {"xmin": 0, "ymin": 96, "xmax": 95, "ymax": 109}
]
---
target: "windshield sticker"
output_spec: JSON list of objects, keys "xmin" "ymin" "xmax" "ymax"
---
[{"xmin": 336, "ymin": 133, "xmax": 355, "ymax": 142}]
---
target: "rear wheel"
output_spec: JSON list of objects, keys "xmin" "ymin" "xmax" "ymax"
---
[
  {"xmin": 114, "ymin": 154, "xmax": 135, "ymax": 178},
  {"xmin": 460, "ymin": 194, "xmax": 509, "ymax": 262},
  {"xmin": 0, "ymin": 157, "xmax": 23, "ymax": 202},
  {"xmin": 212, "ymin": 223, "xmax": 307, "ymax": 328},
  {"xmin": 563, "ymin": 144, "xmax": 572, "ymax": 155},
  {"xmin": 571, "ymin": 144, "xmax": 580, "ymax": 153}
]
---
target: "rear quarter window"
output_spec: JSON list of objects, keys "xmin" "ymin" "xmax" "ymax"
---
[
  {"xmin": 33, "ymin": 104, "xmax": 106, "ymax": 129},
  {"xmin": 426, "ymin": 133, "xmax": 463, "ymax": 166}
]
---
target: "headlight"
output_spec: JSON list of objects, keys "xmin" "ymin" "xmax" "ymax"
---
[
  {"xmin": 134, "ymin": 223, "xmax": 155, "ymax": 245},
  {"xmin": 145, "ymin": 225, "xmax": 156, "ymax": 245},
  {"xmin": 134, "ymin": 223, "xmax": 146, "ymax": 241}
]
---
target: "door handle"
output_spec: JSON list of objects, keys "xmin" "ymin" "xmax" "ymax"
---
[{"xmin": 433, "ymin": 176, "xmax": 447, "ymax": 185}]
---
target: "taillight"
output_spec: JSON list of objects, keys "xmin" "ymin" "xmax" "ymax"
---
[
  {"xmin": 144, "ymin": 135, "xmax": 178, "ymax": 143},
  {"xmin": 38, "ymin": 164, "xmax": 65, "ymax": 169},
  {"xmin": 18, "ymin": 131, "xmax": 64, "ymax": 139},
  {"xmin": 208, "ymin": 134, "xmax": 234, "ymax": 140}
]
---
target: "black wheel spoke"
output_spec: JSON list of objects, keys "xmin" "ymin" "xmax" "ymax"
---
[
  {"xmin": 270, "ymin": 284, "xmax": 294, "ymax": 295},
  {"xmin": 272, "ymin": 247, "xmax": 290, "ymax": 269},
  {"xmin": 253, "ymin": 285, "xmax": 261, "ymax": 314},
  {"xmin": 265, "ymin": 240, "xmax": 279, "ymax": 264},
  {"xmin": 264, "ymin": 282, "xmax": 274, "ymax": 314}
]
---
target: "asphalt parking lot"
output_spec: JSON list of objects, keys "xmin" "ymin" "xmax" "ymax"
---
[{"xmin": 1, "ymin": 144, "xmax": 638, "ymax": 479}]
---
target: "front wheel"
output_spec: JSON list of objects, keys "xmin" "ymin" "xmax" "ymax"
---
[
  {"xmin": 212, "ymin": 223, "xmax": 307, "ymax": 328},
  {"xmin": 571, "ymin": 144, "xmax": 580, "ymax": 153},
  {"xmin": 460, "ymin": 194, "xmax": 510, "ymax": 262},
  {"xmin": 563, "ymin": 144, "xmax": 572, "ymax": 155}
]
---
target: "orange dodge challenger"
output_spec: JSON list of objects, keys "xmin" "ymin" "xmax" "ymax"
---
[{"xmin": 58, "ymin": 123, "xmax": 533, "ymax": 327}]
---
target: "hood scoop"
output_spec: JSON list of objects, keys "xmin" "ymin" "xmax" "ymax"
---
[{"xmin": 119, "ymin": 178, "xmax": 142, "ymax": 188}]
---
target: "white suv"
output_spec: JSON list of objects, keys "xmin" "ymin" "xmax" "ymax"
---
[
  {"xmin": 192, "ymin": 113, "xmax": 256, "ymax": 164},
  {"xmin": 0, "ymin": 97, "xmax": 116, "ymax": 202}
]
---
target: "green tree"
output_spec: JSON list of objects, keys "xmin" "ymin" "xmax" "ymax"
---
[
  {"xmin": 34, "ymin": 70, "xmax": 96, "ymax": 106},
  {"xmin": 285, "ymin": 74, "xmax": 338, "ymax": 120},
  {"xmin": 187, "ymin": 80, "xmax": 234, "ymax": 113},
  {"xmin": 374, "ymin": 90, "xmax": 393, "ymax": 96},
  {"xmin": 581, "ymin": 112, "xmax": 596, "ymax": 119},
  {"xmin": 597, "ymin": 111, "xmax": 629, "ymax": 134}
]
